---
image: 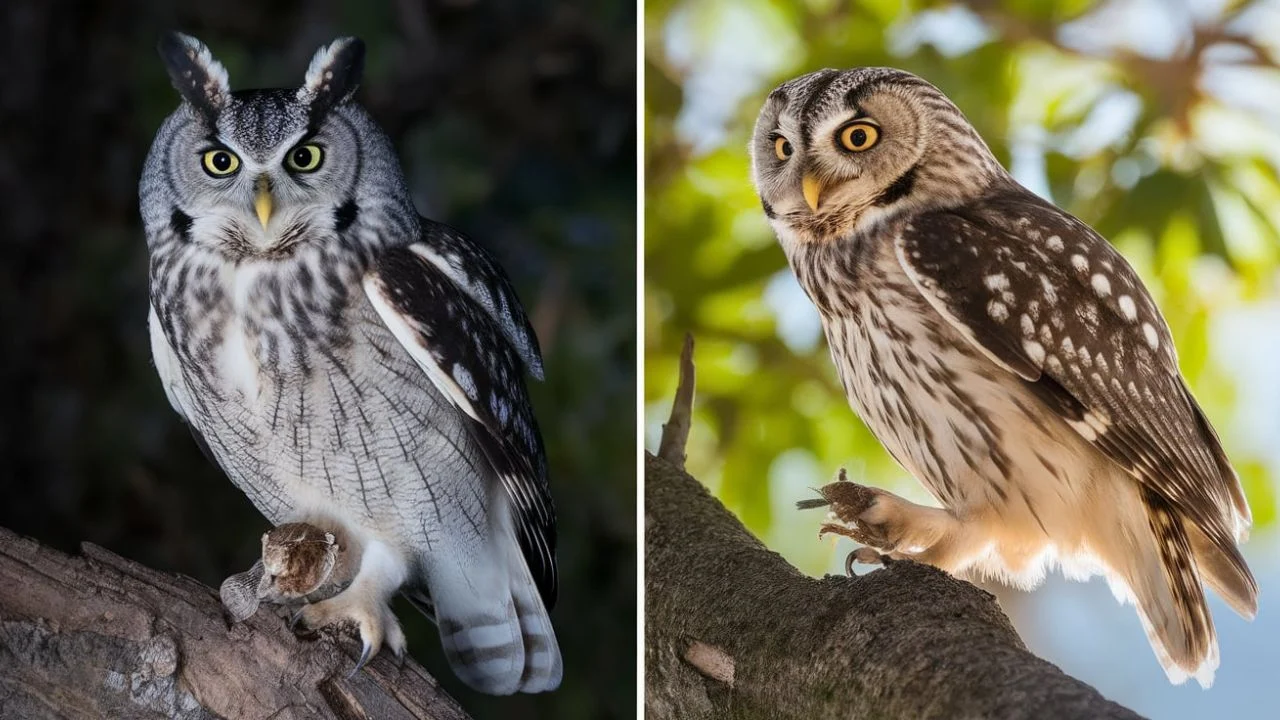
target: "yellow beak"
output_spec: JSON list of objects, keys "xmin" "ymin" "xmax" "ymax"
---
[
  {"xmin": 254, "ymin": 176, "xmax": 273, "ymax": 230},
  {"xmin": 802, "ymin": 175, "xmax": 824, "ymax": 212}
]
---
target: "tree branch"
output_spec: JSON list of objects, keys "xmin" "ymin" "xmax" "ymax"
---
[
  {"xmin": 644, "ymin": 340, "xmax": 1143, "ymax": 719},
  {"xmin": 0, "ymin": 526, "xmax": 470, "ymax": 720},
  {"xmin": 657, "ymin": 333, "xmax": 695, "ymax": 469}
]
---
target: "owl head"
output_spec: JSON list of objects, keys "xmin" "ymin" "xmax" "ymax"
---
[
  {"xmin": 750, "ymin": 67, "xmax": 1004, "ymax": 244},
  {"xmin": 140, "ymin": 33, "xmax": 411, "ymax": 258}
]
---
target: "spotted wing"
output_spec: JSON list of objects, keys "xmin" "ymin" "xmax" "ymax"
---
[
  {"xmin": 363, "ymin": 238, "xmax": 556, "ymax": 606},
  {"xmin": 413, "ymin": 219, "xmax": 544, "ymax": 380},
  {"xmin": 893, "ymin": 188, "xmax": 1250, "ymax": 554}
]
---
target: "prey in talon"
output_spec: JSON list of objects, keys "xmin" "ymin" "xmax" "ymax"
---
[
  {"xmin": 220, "ymin": 519, "xmax": 404, "ymax": 672},
  {"xmin": 797, "ymin": 468, "xmax": 899, "ymax": 571},
  {"xmin": 220, "ymin": 521, "xmax": 348, "ymax": 623}
]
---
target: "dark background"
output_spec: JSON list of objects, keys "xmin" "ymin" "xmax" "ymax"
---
[{"xmin": 0, "ymin": 1, "xmax": 636, "ymax": 717}]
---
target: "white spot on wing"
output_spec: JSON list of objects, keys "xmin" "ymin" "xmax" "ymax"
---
[
  {"xmin": 1020, "ymin": 314, "xmax": 1035, "ymax": 337},
  {"xmin": 1118, "ymin": 295, "xmax": 1137, "ymax": 322},
  {"xmin": 1091, "ymin": 273, "xmax": 1112, "ymax": 297},
  {"xmin": 988, "ymin": 300, "xmax": 1009, "ymax": 321},
  {"xmin": 1143, "ymin": 322, "xmax": 1160, "ymax": 350},
  {"xmin": 1046, "ymin": 235, "xmax": 1064, "ymax": 252},
  {"xmin": 1022, "ymin": 340, "xmax": 1046, "ymax": 366},
  {"xmin": 1071, "ymin": 254, "xmax": 1089, "ymax": 273},
  {"xmin": 984, "ymin": 273, "xmax": 1010, "ymax": 292},
  {"xmin": 453, "ymin": 364, "xmax": 478, "ymax": 400}
]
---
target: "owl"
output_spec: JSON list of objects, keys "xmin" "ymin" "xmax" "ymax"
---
[
  {"xmin": 140, "ymin": 33, "xmax": 560, "ymax": 694},
  {"xmin": 751, "ymin": 67, "xmax": 1257, "ymax": 687}
]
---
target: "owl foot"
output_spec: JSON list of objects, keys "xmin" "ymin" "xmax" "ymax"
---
[
  {"xmin": 806, "ymin": 476, "xmax": 973, "ymax": 574},
  {"xmin": 815, "ymin": 524, "xmax": 895, "ymax": 574},
  {"xmin": 811, "ymin": 478, "xmax": 900, "ymax": 552},
  {"xmin": 292, "ymin": 592, "xmax": 406, "ymax": 674}
]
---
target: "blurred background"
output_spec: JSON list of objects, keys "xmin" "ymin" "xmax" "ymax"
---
[
  {"xmin": 645, "ymin": 0, "xmax": 1279, "ymax": 716},
  {"xmin": 0, "ymin": 1, "xmax": 634, "ymax": 718}
]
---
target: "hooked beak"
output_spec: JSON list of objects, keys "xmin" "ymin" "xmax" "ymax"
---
[
  {"xmin": 802, "ymin": 175, "xmax": 824, "ymax": 212},
  {"xmin": 254, "ymin": 176, "xmax": 273, "ymax": 230}
]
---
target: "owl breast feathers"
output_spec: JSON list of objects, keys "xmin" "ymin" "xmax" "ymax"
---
[
  {"xmin": 141, "ymin": 32, "xmax": 560, "ymax": 694},
  {"xmin": 753, "ymin": 66, "xmax": 1256, "ymax": 687}
]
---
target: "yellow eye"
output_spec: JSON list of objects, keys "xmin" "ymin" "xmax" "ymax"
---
[
  {"xmin": 774, "ymin": 136, "xmax": 793, "ymax": 161},
  {"xmin": 838, "ymin": 122, "xmax": 880, "ymax": 152},
  {"xmin": 202, "ymin": 149, "xmax": 240, "ymax": 176},
  {"xmin": 285, "ymin": 144, "xmax": 324, "ymax": 172}
]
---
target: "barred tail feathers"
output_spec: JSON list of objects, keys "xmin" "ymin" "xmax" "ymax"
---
[
  {"xmin": 412, "ymin": 530, "xmax": 561, "ymax": 694},
  {"xmin": 1131, "ymin": 487, "xmax": 1218, "ymax": 688}
]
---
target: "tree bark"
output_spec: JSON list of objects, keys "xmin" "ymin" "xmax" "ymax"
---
[
  {"xmin": 0, "ymin": 526, "xmax": 470, "ymax": 720},
  {"xmin": 643, "ymin": 453, "xmax": 1145, "ymax": 719}
]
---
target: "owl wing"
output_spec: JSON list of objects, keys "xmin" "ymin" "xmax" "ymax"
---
[
  {"xmin": 892, "ymin": 188, "xmax": 1250, "ymax": 554},
  {"xmin": 148, "ymin": 305, "xmax": 220, "ymax": 466},
  {"xmin": 363, "ymin": 228, "xmax": 555, "ymax": 606}
]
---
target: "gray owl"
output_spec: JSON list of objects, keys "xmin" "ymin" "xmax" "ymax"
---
[
  {"xmin": 753, "ymin": 67, "xmax": 1256, "ymax": 686},
  {"xmin": 140, "ymin": 33, "xmax": 560, "ymax": 694}
]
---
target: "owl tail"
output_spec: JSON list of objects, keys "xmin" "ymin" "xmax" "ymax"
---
[
  {"xmin": 1186, "ymin": 521, "xmax": 1258, "ymax": 621},
  {"xmin": 409, "ymin": 538, "xmax": 562, "ymax": 695},
  {"xmin": 1128, "ymin": 488, "xmax": 1218, "ymax": 688}
]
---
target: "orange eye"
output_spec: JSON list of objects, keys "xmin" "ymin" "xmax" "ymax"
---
[
  {"xmin": 838, "ymin": 122, "xmax": 880, "ymax": 152},
  {"xmin": 774, "ymin": 136, "xmax": 793, "ymax": 160}
]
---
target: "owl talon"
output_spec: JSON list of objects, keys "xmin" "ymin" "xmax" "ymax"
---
[
  {"xmin": 350, "ymin": 641, "xmax": 374, "ymax": 677},
  {"xmin": 847, "ymin": 546, "xmax": 888, "ymax": 573},
  {"xmin": 293, "ymin": 592, "xmax": 405, "ymax": 675}
]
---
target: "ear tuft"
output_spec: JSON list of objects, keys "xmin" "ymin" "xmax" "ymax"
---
[
  {"xmin": 158, "ymin": 32, "xmax": 230, "ymax": 123},
  {"xmin": 298, "ymin": 37, "xmax": 366, "ymax": 121}
]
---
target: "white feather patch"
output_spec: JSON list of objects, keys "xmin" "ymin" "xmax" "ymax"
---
[
  {"xmin": 363, "ymin": 274, "xmax": 483, "ymax": 425},
  {"xmin": 148, "ymin": 306, "xmax": 190, "ymax": 420}
]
